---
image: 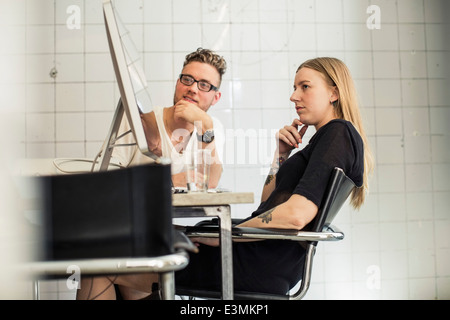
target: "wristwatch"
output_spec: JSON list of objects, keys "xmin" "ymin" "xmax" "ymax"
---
[{"xmin": 197, "ymin": 129, "xmax": 215, "ymax": 143}]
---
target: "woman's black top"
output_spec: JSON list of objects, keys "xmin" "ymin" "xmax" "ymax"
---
[
  {"xmin": 251, "ymin": 119, "xmax": 364, "ymax": 219},
  {"xmin": 176, "ymin": 119, "xmax": 365, "ymax": 295}
]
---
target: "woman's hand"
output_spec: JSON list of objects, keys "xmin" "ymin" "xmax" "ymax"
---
[
  {"xmin": 276, "ymin": 118, "xmax": 308, "ymax": 154},
  {"xmin": 190, "ymin": 237, "xmax": 220, "ymax": 247}
]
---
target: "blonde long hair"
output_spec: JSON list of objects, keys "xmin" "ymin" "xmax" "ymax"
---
[{"xmin": 298, "ymin": 57, "xmax": 374, "ymax": 210}]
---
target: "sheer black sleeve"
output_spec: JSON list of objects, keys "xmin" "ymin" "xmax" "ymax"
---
[{"xmin": 293, "ymin": 121, "xmax": 363, "ymax": 207}]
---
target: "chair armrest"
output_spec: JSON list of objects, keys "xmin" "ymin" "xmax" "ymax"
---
[
  {"xmin": 183, "ymin": 225, "xmax": 344, "ymax": 242},
  {"xmin": 25, "ymin": 253, "xmax": 190, "ymax": 277},
  {"xmin": 173, "ymin": 229, "xmax": 199, "ymax": 253},
  {"xmin": 326, "ymin": 224, "xmax": 344, "ymax": 234}
]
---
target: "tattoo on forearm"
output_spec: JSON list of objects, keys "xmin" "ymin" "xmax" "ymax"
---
[
  {"xmin": 264, "ymin": 165, "xmax": 279, "ymax": 186},
  {"xmin": 278, "ymin": 156, "xmax": 287, "ymax": 166},
  {"xmin": 265, "ymin": 156, "xmax": 287, "ymax": 186},
  {"xmin": 258, "ymin": 208, "xmax": 275, "ymax": 224},
  {"xmin": 264, "ymin": 174, "xmax": 274, "ymax": 186}
]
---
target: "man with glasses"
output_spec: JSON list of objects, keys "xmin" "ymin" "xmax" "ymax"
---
[
  {"xmin": 77, "ymin": 48, "xmax": 227, "ymax": 300},
  {"xmin": 110, "ymin": 48, "xmax": 227, "ymax": 190}
]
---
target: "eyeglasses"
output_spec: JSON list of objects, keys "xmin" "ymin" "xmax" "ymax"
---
[{"xmin": 179, "ymin": 74, "xmax": 218, "ymax": 92}]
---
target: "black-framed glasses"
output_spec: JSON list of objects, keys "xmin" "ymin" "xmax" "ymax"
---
[{"xmin": 179, "ymin": 74, "xmax": 218, "ymax": 92}]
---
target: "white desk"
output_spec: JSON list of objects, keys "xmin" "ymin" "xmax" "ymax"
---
[
  {"xmin": 172, "ymin": 192, "xmax": 254, "ymax": 300},
  {"xmin": 173, "ymin": 192, "xmax": 254, "ymax": 207}
]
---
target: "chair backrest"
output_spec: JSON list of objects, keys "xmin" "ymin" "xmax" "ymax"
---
[
  {"xmin": 285, "ymin": 168, "xmax": 356, "ymax": 300},
  {"xmin": 37, "ymin": 163, "xmax": 173, "ymax": 261},
  {"xmin": 310, "ymin": 167, "xmax": 356, "ymax": 235}
]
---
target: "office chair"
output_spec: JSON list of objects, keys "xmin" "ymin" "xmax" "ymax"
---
[
  {"xmin": 27, "ymin": 163, "xmax": 190, "ymax": 300},
  {"xmin": 176, "ymin": 167, "xmax": 356, "ymax": 300}
]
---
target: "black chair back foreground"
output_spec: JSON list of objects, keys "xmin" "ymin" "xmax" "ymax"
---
[
  {"xmin": 26, "ymin": 162, "xmax": 194, "ymax": 300},
  {"xmin": 177, "ymin": 167, "xmax": 357, "ymax": 300},
  {"xmin": 38, "ymin": 163, "xmax": 174, "ymax": 261}
]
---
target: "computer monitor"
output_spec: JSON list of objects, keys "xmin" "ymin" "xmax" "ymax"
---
[{"xmin": 98, "ymin": 0, "xmax": 159, "ymax": 171}]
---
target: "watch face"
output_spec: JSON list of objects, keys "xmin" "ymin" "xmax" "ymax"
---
[{"xmin": 203, "ymin": 130, "xmax": 214, "ymax": 143}]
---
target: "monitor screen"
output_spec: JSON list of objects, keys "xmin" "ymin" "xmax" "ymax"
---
[{"xmin": 99, "ymin": 0, "xmax": 158, "ymax": 170}]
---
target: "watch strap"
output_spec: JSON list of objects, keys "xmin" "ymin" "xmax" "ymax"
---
[{"xmin": 197, "ymin": 129, "xmax": 215, "ymax": 143}]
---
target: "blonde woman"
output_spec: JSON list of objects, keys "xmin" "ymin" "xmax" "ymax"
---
[
  {"xmin": 180, "ymin": 57, "xmax": 374, "ymax": 295},
  {"xmin": 77, "ymin": 57, "xmax": 373, "ymax": 299}
]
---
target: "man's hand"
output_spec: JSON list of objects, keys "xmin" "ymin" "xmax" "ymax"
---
[{"xmin": 173, "ymin": 100, "xmax": 213, "ymax": 132}]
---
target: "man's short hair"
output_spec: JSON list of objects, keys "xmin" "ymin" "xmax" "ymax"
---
[{"xmin": 183, "ymin": 48, "xmax": 227, "ymax": 85}]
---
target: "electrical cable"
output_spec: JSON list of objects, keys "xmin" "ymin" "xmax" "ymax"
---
[{"xmin": 53, "ymin": 130, "xmax": 135, "ymax": 174}]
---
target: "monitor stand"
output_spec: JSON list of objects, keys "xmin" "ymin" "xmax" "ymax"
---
[
  {"xmin": 94, "ymin": 100, "xmax": 166, "ymax": 172},
  {"xmin": 97, "ymin": 99, "xmax": 127, "ymax": 171}
]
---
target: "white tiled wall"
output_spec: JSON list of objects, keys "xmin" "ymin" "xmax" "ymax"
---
[{"xmin": 1, "ymin": 0, "xmax": 449, "ymax": 300}]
